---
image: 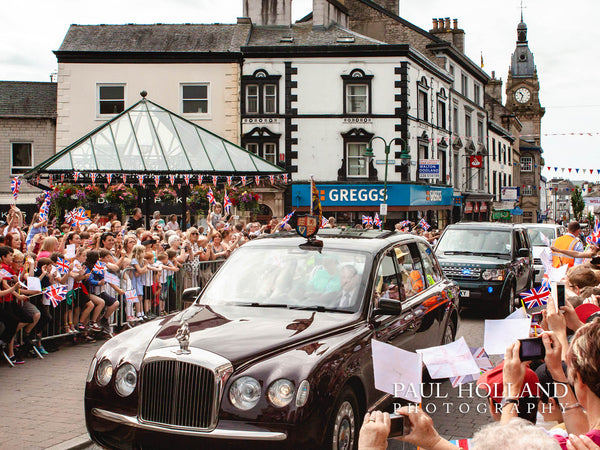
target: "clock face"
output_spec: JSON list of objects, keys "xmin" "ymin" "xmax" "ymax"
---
[{"xmin": 514, "ymin": 87, "xmax": 531, "ymax": 104}]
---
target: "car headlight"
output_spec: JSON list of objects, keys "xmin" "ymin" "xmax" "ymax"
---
[
  {"xmin": 268, "ymin": 379, "xmax": 295, "ymax": 407},
  {"xmin": 229, "ymin": 376, "xmax": 261, "ymax": 411},
  {"xmin": 482, "ymin": 269, "xmax": 506, "ymax": 281},
  {"xmin": 296, "ymin": 380, "xmax": 310, "ymax": 407},
  {"xmin": 115, "ymin": 363, "xmax": 137, "ymax": 397},
  {"xmin": 96, "ymin": 359, "xmax": 113, "ymax": 386}
]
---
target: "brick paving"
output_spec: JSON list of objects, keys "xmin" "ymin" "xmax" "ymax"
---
[{"xmin": 0, "ymin": 339, "xmax": 102, "ymax": 450}]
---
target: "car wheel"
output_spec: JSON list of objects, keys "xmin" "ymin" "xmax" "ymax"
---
[
  {"xmin": 496, "ymin": 286, "xmax": 515, "ymax": 318},
  {"xmin": 325, "ymin": 388, "xmax": 360, "ymax": 450},
  {"xmin": 442, "ymin": 318, "xmax": 456, "ymax": 345}
]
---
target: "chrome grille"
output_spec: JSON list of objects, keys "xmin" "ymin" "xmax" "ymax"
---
[
  {"xmin": 533, "ymin": 258, "xmax": 542, "ymax": 265},
  {"xmin": 139, "ymin": 360, "xmax": 215, "ymax": 429},
  {"xmin": 441, "ymin": 265, "xmax": 481, "ymax": 280}
]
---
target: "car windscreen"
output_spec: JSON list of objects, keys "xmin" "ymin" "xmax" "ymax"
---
[
  {"xmin": 526, "ymin": 227, "xmax": 555, "ymax": 246},
  {"xmin": 199, "ymin": 246, "xmax": 370, "ymax": 312},
  {"xmin": 436, "ymin": 229, "xmax": 512, "ymax": 256}
]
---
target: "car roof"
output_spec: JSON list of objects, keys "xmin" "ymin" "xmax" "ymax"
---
[
  {"xmin": 520, "ymin": 223, "xmax": 562, "ymax": 229},
  {"xmin": 445, "ymin": 221, "xmax": 516, "ymax": 231},
  {"xmin": 247, "ymin": 229, "xmax": 430, "ymax": 254}
]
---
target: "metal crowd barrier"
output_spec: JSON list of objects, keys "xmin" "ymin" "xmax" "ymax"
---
[{"xmin": 0, "ymin": 259, "xmax": 226, "ymax": 362}]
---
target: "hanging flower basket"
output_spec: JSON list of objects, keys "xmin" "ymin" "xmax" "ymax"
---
[{"xmin": 155, "ymin": 187, "xmax": 178, "ymax": 203}]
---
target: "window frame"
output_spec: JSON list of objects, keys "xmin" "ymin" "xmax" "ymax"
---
[
  {"xmin": 346, "ymin": 142, "xmax": 369, "ymax": 178},
  {"xmin": 521, "ymin": 156, "xmax": 533, "ymax": 172},
  {"xmin": 242, "ymin": 127, "xmax": 282, "ymax": 166},
  {"xmin": 241, "ymin": 70, "xmax": 281, "ymax": 116},
  {"xmin": 11, "ymin": 142, "xmax": 33, "ymax": 175},
  {"xmin": 180, "ymin": 83, "xmax": 210, "ymax": 117},
  {"xmin": 417, "ymin": 242, "xmax": 444, "ymax": 288},
  {"xmin": 97, "ymin": 83, "xmax": 125, "ymax": 117},
  {"xmin": 342, "ymin": 69, "xmax": 373, "ymax": 115},
  {"xmin": 246, "ymin": 84, "xmax": 259, "ymax": 114}
]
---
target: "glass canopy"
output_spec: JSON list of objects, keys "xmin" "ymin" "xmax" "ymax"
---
[{"xmin": 25, "ymin": 99, "xmax": 284, "ymax": 180}]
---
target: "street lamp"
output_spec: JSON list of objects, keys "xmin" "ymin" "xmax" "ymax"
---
[{"xmin": 364, "ymin": 136, "xmax": 410, "ymax": 227}]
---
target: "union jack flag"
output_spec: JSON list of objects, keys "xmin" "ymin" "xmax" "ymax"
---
[
  {"xmin": 206, "ymin": 187, "xmax": 216, "ymax": 205},
  {"xmin": 223, "ymin": 189, "xmax": 232, "ymax": 212},
  {"xmin": 154, "ymin": 175, "xmax": 160, "ymax": 187},
  {"xmin": 226, "ymin": 176, "xmax": 232, "ymax": 187},
  {"xmin": 44, "ymin": 284, "xmax": 67, "ymax": 308},
  {"xmin": 586, "ymin": 219, "xmax": 600, "ymax": 246},
  {"xmin": 106, "ymin": 173, "xmax": 112, "ymax": 184},
  {"xmin": 283, "ymin": 174, "xmax": 288, "ymax": 184},
  {"xmin": 138, "ymin": 174, "xmax": 145, "ymax": 186},
  {"xmin": 92, "ymin": 261, "xmax": 106, "ymax": 276},
  {"xmin": 169, "ymin": 175, "xmax": 175, "ymax": 186},
  {"xmin": 73, "ymin": 171, "xmax": 81, "ymax": 182},
  {"xmin": 48, "ymin": 174, "xmax": 53, "ymax": 187},
  {"xmin": 541, "ymin": 272, "xmax": 551, "ymax": 291},
  {"xmin": 0, "ymin": 268, "xmax": 13, "ymax": 280},
  {"xmin": 399, "ymin": 220, "xmax": 411, "ymax": 228},
  {"xmin": 125, "ymin": 289, "xmax": 139, "ymax": 303},
  {"xmin": 373, "ymin": 213, "xmax": 382, "ymax": 229},
  {"xmin": 269, "ymin": 175, "xmax": 275, "ymax": 185},
  {"xmin": 60, "ymin": 173, "xmax": 65, "ymax": 183},
  {"xmin": 90, "ymin": 173, "xmax": 97, "ymax": 184},
  {"xmin": 241, "ymin": 176, "xmax": 247, "ymax": 186},
  {"xmin": 255, "ymin": 176, "xmax": 260, "ymax": 186},
  {"xmin": 418, "ymin": 218, "xmax": 431, "ymax": 231},
  {"xmin": 197, "ymin": 174, "xmax": 203, "ymax": 185},
  {"xmin": 362, "ymin": 215, "xmax": 373, "ymax": 225},
  {"xmin": 10, "ymin": 177, "xmax": 20, "ymax": 201},
  {"xmin": 320, "ymin": 216, "xmax": 329, "ymax": 228},
  {"xmin": 72, "ymin": 207, "xmax": 91, "ymax": 226},
  {"xmin": 212, "ymin": 176, "xmax": 218, "ymax": 187},
  {"xmin": 184, "ymin": 174, "xmax": 190, "ymax": 185},
  {"xmin": 520, "ymin": 285, "xmax": 551, "ymax": 309},
  {"xmin": 449, "ymin": 347, "xmax": 493, "ymax": 387},
  {"xmin": 279, "ymin": 211, "xmax": 295, "ymax": 228},
  {"xmin": 122, "ymin": 174, "xmax": 127, "ymax": 184},
  {"xmin": 56, "ymin": 257, "xmax": 70, "ymax": 275}
]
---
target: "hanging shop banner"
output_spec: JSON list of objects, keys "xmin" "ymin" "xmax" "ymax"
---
[
  {"xmin": 473, "ymin": 202, "xmax": 480, "ymax": 213},
  {"xmin": 584, "ymin": 197, "xmax": 600, "ymax": 205},
  {"xmin": 469, "ymin": 155, "xmax": 483, "ymax": 168},
  {"xmin": 464, "ymin": 202, "xmax": 473, "ymax": 213},
  {"xmin": 480, "ymin": 202, "xmax": 488, "ymax": 212},
  {"xmin": 418, "ymin": 159, "xmax": 440, "ymax": 180},
  {"xmin": 492, "ymin": 210, "xmax": 511, "ymax": 220},
  {"xmin": 291, "ymin": 183, "xmax": 453, "ymax": 207},
  {"xmin": 501, "ymin": 187, "xmax": 519, "ymax": 201}
]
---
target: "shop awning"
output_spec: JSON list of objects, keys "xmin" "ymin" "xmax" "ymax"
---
[{"xmin": 24, "ymin": 97, "xmax": 284, "ymax": 187}]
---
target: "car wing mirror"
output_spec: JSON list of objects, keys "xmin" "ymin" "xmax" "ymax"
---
[
  {"xmin": 518, "ymin": 248, "xmax": 529, "ymax": 257},
  {"xmin": 373, "ymin": 298, "xmax": 403, "ymax": 316},
  {"xmin": 182, "ymin": 287, "xmax": 202, "ymax": 302}
]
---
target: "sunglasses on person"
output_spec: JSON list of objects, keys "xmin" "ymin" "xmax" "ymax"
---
[{"xmin": 190, "ymin": 232, "xmax": 199, "ymax": 235}]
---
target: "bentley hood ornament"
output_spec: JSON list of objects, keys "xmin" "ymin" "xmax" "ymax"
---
[{"xmin": 175, "ymin": 321, "xmax": 191, "ymax": 355}]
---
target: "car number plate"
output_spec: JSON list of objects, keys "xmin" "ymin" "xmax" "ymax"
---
[{"xmin": 460, "ymin": 290, "xmax": 470, "ymax": 297}]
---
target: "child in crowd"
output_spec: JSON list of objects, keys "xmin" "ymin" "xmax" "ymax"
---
[
  {"xmin": 130, "ymin": 245, "xmax": 149, "ymax": 320},
  {"xmin": 157, "ymin": 251, "xmax": 179, "ymax": 315}
]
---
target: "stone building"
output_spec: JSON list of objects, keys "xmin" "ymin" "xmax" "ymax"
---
[
  {"xmin": 505, "ymin": 16, "xmax": 545, "ymax": 223},
  {"xmin": 0, "ymin": 81, "xmax": 55, "ymax": 213}
]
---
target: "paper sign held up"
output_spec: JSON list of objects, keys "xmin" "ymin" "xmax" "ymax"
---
[
  {"xmin": 484, "ymin": 318, "xmax": 531, "ymax": 355},
  {"xmin": 371, "ymin": 339, "xmax": 422, "ymax": 403},
  {"xmin": 417, "ymin": 337, "xmax": 480, "ymax": 379}
]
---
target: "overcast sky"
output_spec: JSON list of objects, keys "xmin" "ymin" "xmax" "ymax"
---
[{"xmin": 2, "ymin": 0, "xmax": 599, "ymax": 183}]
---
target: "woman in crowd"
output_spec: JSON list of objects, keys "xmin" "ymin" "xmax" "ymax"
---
[{"xmin": 165, "ymin": 214, "xmax": 180, "ymax": 231}]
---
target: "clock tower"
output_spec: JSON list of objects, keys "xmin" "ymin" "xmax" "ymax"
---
[
  {"xmin": 505, "ymin": 14, "xmax": 546, "ymax": 223},
  {"xmin": 506, "ymin": 15, "xmax": 545, "ymax": 146}
]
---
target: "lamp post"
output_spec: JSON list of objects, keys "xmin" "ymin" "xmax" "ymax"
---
[{"xmin": 364, "ymin": 136, "xmax": 410, "ymax": 227}]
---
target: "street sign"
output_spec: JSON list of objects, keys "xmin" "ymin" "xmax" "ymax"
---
[
  {"xmin": 375, "ymin": 160, "xmax": 396, "ymax": 165},
  {"xmin": 501, "ymin": 187, "xmax": 518, "ymax": 201},
  {"xmin": 492, "ymin": 210, "xmax": 511, "ymax": 220},
  {"xmin": 380, "ymin": 204, "xmax": 388, "ymax": 215}
]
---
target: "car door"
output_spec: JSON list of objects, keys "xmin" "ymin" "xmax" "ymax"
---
[
  {"xmin": 370, "ymin": 246, "xmax": 419, "ymax": 353},
  {"xmin": 513, "ymin": 229, "xmax": 529, "ymax": 292}
]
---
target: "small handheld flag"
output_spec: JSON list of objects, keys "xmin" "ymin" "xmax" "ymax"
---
[
  {"xmin": 520, "ymin": 285, "xmax": 551, "ymax": 309},
  {"xmin": 280, "ymin": 211, "xmax": 295, "ymax": 228},
  {"xmin": 44, "ymin": 284, "xmax": 67, "ymax": 308},
  {"xmin": 320, "ymin": 216, "xmax": 329, "ymax": 228},
  {"xmin": 10, "ymin": 177, "xmax": 21, "ymax": 202},
  {"xmin": 56, "ymin": 257, "xmax": 70, "ymax": 275},
  {"xmin": 362, "ymin": 215, "xmax": 373, "ymax": 225},
  {"xmin": 418, "ymin": 218, "xmax": 431, "ymax": 231},
  {"xmin": 206, "ymin": 187, "xmax": 216, "ymax": 205},
  {"xmin": 373, "ymin": 213, "xmax": 382, "ymax": 229},
  {"xmin": 223, "ymin": 189, "xmax": 232, "ymax": 213}
]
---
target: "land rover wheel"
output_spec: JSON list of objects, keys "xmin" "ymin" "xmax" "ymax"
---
[
  {"xmin": 496, "ymin": 286, "xmax": 516, "ymax": 318},
  {"xmin": 325, "ymin": 388, "xmax": 360, "ymax": 450}
]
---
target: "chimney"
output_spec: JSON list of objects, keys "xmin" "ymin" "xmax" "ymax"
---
[
  {"xmin": 444, "ymin": 17, "xmax": 451, "ymax": 29},
  {"xmin": 432, "ymin": 18, "xmax": 438, "ymax": 30},
  {"xmin": 453, "ymin": 18, "xmax": 458, "ymax": 29},
  {"xmin": 313, "ymin": 0, "xmax": 349, "ymax": 27},
  {"xmin": 486, "ymin": 76, "xmax": 503, "ymax": 104},
  {"xmin": 429, "ymin": 17, "xmax": 466, "ymax": 54},
  {"xmin": 243, "ymin": 0, "xmax": 291, "ymax": 26}
]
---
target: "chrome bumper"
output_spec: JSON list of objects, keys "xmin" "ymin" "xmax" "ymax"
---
[{"xmin": 92, "ymin": 408, "xmax": 288, "ymax": 441}]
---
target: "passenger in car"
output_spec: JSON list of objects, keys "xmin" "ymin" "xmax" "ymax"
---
[
  {"xmin": 337, "ymin": 264, "xmax": 360, "ymax": 308},
  {"xmin": 395, "ymin": 248, "xmax": 423, "ymax": 296}
]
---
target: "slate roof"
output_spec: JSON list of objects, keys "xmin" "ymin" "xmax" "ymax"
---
[
  {"xmin": 0, "ymin": 81, "xmax": 57, "ymax": 118},
  {"xmin": 57, "ymin": 23, "xmax": 251, "ymax": 53},
  {"xmin": 246, "ymin": 22, "xmax": 386, "ymax": 46}
]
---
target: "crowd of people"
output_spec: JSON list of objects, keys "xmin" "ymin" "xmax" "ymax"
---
[{"xmin": 358, "ymin": 220, "xmax": 600, "ymax": 450}]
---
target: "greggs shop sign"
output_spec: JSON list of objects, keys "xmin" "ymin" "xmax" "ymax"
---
[{"xmin": 292, "ymin": 184, "xmax": 453, "ymax": 207}]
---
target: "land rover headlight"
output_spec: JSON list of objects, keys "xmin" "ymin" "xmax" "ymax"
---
[
  {"xmin": 115, "ymin": 363, "xmax": 137, "ymax": 397},
  {"xmin": 230, "ymin": 376, "xmax": 261, "ymax": 410},
  {"xmin": 268, "ymin": 379, "xmax": 295, "ymax": 407},
  {"xmin": 482, "ymin": 269, "xmax": 506, "ymax": 281},
  {"xmin": 96, "ymin": 359, "xmax": 113, "ymax": 386}
]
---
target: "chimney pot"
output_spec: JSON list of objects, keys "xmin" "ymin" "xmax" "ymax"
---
[
  {"xmin": 445, "ymin": 17, "xmax": 451, "ymax": 29},
  {"xmin": 432, "ymin": 18, "xmax": 438, "ymax": 30},
  {"xmin": 453, "ymin": 18, "xmax": 458, "ymax": 29},
  {"xmin": 438, "ymin": 18, "xmax": 444, "ymax": 29},
  {"xmin": 492, "ymin": 70, "xmax": 496, "ymax": 79}
]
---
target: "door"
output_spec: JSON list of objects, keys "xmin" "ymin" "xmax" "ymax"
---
[{"xmin": 513, "ymin": 230, "xmax": 529, "ymax": 292}]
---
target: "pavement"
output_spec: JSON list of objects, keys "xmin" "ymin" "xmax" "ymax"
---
[{"xmin": 0, "ymin": 312, "xmax": 491, "ymax": 449}]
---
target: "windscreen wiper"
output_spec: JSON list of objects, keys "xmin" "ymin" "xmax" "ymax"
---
[
  {"xmin": 289, "ymin": 305, "xmax": 354, "ymax": 313},
  {"xmin": 442, "ymin": 251, "xmax": 474, "ymax": 255},
  {"xmin": 231, "ymin": 302, "xmax": 290, "ymax": 308}
]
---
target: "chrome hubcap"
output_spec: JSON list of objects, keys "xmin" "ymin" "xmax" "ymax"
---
[{"xmin": 333, "ymin": 401, "xmax": 355, "ymax": 450}]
